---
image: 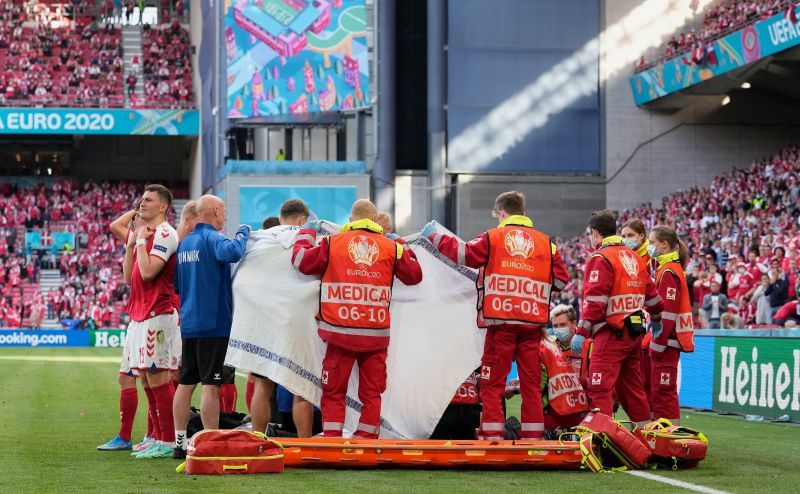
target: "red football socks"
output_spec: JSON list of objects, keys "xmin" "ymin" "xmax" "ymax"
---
[
  {"xmin": 143, "ymin": 385, "xmax": 161, "ymax": 440},
  {"xmin": 151, "ymin": 383, "xmax": 176, "ymax": 443},
  {"xmin": 118, "ymin": 388, "xmax": 138, "ymax": 442},
  {"xmin": 219, "ymin": 383, "xmax": 238, "ymax": 414}
]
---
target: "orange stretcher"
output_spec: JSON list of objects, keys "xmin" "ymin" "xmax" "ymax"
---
[{"xmin": 278, "ymin": 438, "xmax": 584, "ymax": 470}]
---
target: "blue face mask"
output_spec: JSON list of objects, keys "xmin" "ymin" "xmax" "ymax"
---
[
  {"xmin": 647, "ymin": 244, "xmax": 658, "ymax": 258},
  {"xmin": 623, "ymin": 238, "xmax": 639, "ymax": 250},
  {"xmin": 550, "ymin": 328, "xmax": 572, "ymax": 343}
]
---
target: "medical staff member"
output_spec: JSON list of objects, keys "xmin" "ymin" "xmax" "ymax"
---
[
  {"xmin": 292, "ymin": 199, "xmax": 423, "ymax": 439},
  {"xmin": 572, "ymin": 210, "xmax": 664, "ymax": 427},
  {"xmin": 647, "ymin": 225, "xmax": 694, "ymax": 424},
  {"xmin": 172, "ymin": 195, "xmax": 250, "ymax": 457},
  {"xmin": 621, "ymin": 218, "xmax": 655, "ymax": 407},
  {"xmin": 424, "ymin": 191, "xmax": 569, "ymax": 440}
]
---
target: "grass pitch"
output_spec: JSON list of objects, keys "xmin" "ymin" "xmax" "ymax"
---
[{"xmin": 1, "ymin": 347, "xmax": 798, "ymax": 493}]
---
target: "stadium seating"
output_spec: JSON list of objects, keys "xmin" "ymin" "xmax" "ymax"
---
[
  {"xmin": 0, "ymin": 1, "xmax": 194, "ymax": 109},
  {"xmin": 0, "ymin": 179, "xmax": 184, "ymax": 329},
  {"xmin": 636, "ymin": 0, "xmax": 790, "ymax": 72}
]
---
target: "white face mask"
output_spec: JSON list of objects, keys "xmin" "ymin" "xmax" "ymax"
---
[
  {"xmin": 647, "ymin": 243, "xmax": 658, "ymax": 258},
  {"xmin": 623, "ymin": 238, "xmax": 639, "ymax": 250}
]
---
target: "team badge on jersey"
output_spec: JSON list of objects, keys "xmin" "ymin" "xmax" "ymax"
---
[
  {"xmin": 666, "ymin": 287, "xmax": 677, "ymax": 300},
  {"xmin": 156, "ymin": 330, "xmax": 165, "ymax": 343},
  {"xmin": 589, "ymin": 270, "xmax": 599, "ymax": 283}
]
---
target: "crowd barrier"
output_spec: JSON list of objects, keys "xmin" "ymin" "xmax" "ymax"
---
[{"xmin": 2, "ymin": 328, "xmax": 798, "ymax": 421}]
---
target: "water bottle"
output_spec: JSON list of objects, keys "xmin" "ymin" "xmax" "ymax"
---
[{"xmin": 745, "ymin": 414, "xmax": 764, "ymax": 422}]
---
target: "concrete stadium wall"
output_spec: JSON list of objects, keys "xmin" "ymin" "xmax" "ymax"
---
[
  {"xmin": 454, "ymin": 175, "xmax": 605, "ymax": 240},
  {"xmin": 602, "ymin": 0, "xmax": 800, "ymax": 212}
]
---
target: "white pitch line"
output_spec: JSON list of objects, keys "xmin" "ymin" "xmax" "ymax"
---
[
  {"xmin": 625, "ymin": 470, "xmax": 732, "ymax": 494},
  {"xmin": 0, "ymin": 355, "xmax": 120, "ymax": 363}
]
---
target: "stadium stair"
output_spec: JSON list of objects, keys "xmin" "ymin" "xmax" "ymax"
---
[
  {"xmin": 122, "ymin": 26, "xmax": 145, "ymax": 106},
  {"xmin": 172, "ymin": 198, "xmax": 190, "ymax": 218},
  {"xmin": 38, "ymin": 269, "xmax": 64, "ymax": 329}
]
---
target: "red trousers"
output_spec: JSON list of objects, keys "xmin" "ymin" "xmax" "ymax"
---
[
  {"xmin": 479, "ymin": 325, "xmax": 544, "ymax": 440},
  {"xmin": 586, "ymin": 329, "xmax": 651, "ymax": 423},
  {"xmin": 320, "ymin": 344, "xmax": 387, "ymax": 439},
  {"xmin": 649, "ymin": 348, "xmax": 680, "ymax": 421},
  {"xmin": 640, "ymin": 348, "xmax": 652, "ymax": 408}
]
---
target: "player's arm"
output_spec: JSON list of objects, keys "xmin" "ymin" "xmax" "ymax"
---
[
  {"xmin": 291, "ymin": 229, "xmax": 329, "ymax": 275},
  {"xmin": 109, "ymin": 209, "xmax": 137, "ymax": 243},
  {"xmin": 394, "ymin": 243, "xmax": 423, "ymax": 286},
  {"xmin": 429, "ymin": 232, "xmax": 489, "ymax": 269},
  {"xmin": 211, "ymin": 226, "xmax": 250, "ymax": 263},
  {"xmin": 576, "ymin": 254, "xmax": 613, "ymax": 337},
  {"xmin": 652, "ymin": 271, "xmax": 679, "ymax": 351},
  {"xmin": 136, "ymin": 226, "xmax": 177, "ymax": 281}
]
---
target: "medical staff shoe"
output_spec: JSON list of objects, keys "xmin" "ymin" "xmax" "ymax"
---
[{"xmin": 97, "ymin": 435, "xmax": 132, "ymax": 451}]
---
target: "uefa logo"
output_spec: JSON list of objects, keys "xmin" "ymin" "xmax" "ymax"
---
[
  {"xmin": 348, "ymin": 235, "xmax": 379, "ymax": 267},
  {"xmin": 618, "ymin": 250, "xmax": 639, "ymax": 278},
  {"xmin": 504, "ymin": 229, "xmax": 534, "ymax": 258}
]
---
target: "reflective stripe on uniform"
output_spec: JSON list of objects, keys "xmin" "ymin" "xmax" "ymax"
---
[
  {"xmin": 553, "ymin": 278, "xmax": 566, "ymax": 290},
  {"xmin": 318, "ymin": 320, "xmax": 390, "ymax": 337},
  {"xmin": 661, "ymin": 311, "xmax": 678, "ymax": 321},
  {"xmin": 295, "ymin": 233, "xmax": 315, "ymax": 245},
  {"xmin": 483, "ymin": 318, "xmax": 543, "ymax": 327},
  {"xmin": 292, "ymin": 249, "xmax": 305, "ymax": 269},
  {"xmin": 521, "ymin": 422, "xmax": 545, "ymax": 432},
  {"xmin": 431, "ymin": 234, "xmax": 442, "ymax": 249},
  {"xmin": 585, "ymin": 295, "xmax": 609, "ymax": 304},
  {"xmin": 649, "ymin": 341, "xmax": 666, "ymax": 352},
  {"xmin": 356, "ymin": 423, "xmax": 380, "ymax": 434},
  {"xmin": 578, "ymin": 320, "xmax": 592, "ymax": 330},
  {"xmin": 591, "ymin": 322, "xmax": 604, "ymax": 334},
  {"xmin": 320, "ymin": 282, "xmax": 391, "ymax": 307},
  {"xmin": 606, "ymin": 294, "xmax": 645, "ymax": 316},
  {"xmin": 483, "ymin": 273, "xmax": 550, "ymax": 304},
  {"xmin": 323, "ymin": 421, "xmax": 343, "ymax": 431},
  {"xmin": 668, "ymin": 339, "xmax": 682, "ymax": 349},
  {"xmin": 645, "ymin": 296, "xmax": 661, "ymax": 307},
  {"xmin": 481, "ymin": 422, "xmax": 505, "ymax": 431},
  {"xmin": 457, "ymin": 240, "xmax": 466, "ymax": 265}
]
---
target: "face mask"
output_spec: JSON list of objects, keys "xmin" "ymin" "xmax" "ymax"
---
[
  {"xmin": 646, "ymin": 244, "xmax": 658, "ymax": 258},
  {"xmin": 550, "ymin": 328, "xmax": 572, "ymax": 343},
  {"xmin": 623, "ymin": 238, "xmax": 639, "ymax": 250},
  {"xmin": 738, "ymin": 268, "xmax": 745, "ymax": 275}
]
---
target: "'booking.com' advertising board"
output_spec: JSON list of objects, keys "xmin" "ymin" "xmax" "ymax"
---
[
  {"xmin": 238, "ymin": 184, "xmax": 357, "ymax": 228},
  {"xmin": 0, "ymin": 108, "xmax": 199, "ymax": 135},
  {"xmin": 225, "ymin": 0, "xmax": 370, "ymax": 118}
]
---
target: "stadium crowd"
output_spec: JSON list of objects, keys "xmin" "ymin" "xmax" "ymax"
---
[
  {"xmin": 636, "ymin": 0, "xmax": 796, "ymax": 72},
  {"xmin": 140, "ymin": 21, "xmax": 193, "ymax": 108},
  {"xmin": 556, "ymin": 143, "xmax": 800, "ymax": 328},
  {"xmin": 0, "ymin": 179, "xmax": 177, "ymax": 329}
]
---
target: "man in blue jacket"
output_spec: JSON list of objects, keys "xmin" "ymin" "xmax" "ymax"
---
[{"xmin": 172, "ymin": 195, "xmax": 250, "ymax": 458}]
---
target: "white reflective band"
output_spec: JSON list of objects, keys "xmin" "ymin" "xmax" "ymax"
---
[
  {"xmin": 520, "ymin": 423, "xmax": 545, "ymax": 432},
  {"xmin": 318, "ymin": 321, "xmax": 390, "ymax": 337},
  {"xmin": 356, "ymin": 423, "xmax": 380, "ymax": 434},
  {"xmin": 668, "ymin": 339, "xmax": 682, "ymax": 349},
  {"xmin": 320, "ymin": 282, "xmax": 391, "ymax": 307},
  {"xmin": 484, "ymin": 274, "xmax": 551, "ymax": 304},
  {"xmin": 578, "ymin": 320, "xmax": 592, "ymax": 330},
  {"xmin": 591, "ymin": 322, "xmax": 605, "ymax": 334},
  {"xmin": 483, "ymin": 318, "xmax": 543, "ymax": 327},
  {"xmin": 553, "ymin": 278, "xmax": 566, "ymax": 290},
  {"xmin": 457, "ymin": 241, "xmax": 466, "ymax": 265},
  {"xmin": 606, "ymin": 294, "xmax": 645, "ymax": 316},
  {"xmin": 645, "ymin": 297, "xmax": 661, "ymax": 307},
  {"xmin": 481, "ymin": 422, "xmax": 505, "ymax": 431},
  {"xmin": 323, "ymin": 421, "xmax": 343, "ymax": 431},
  {"xmin": 431, "ymin": 234, "xmax": 442, "ymax": 249},
  {"xmin": 661, "ymin": 312, "xmax": 678, "ymax": 321},
  {"xmin": 585, "ymin": 295, "xmax": 609, "ymax": 304},
  {"xmin": 676, "ymin": 326, "xmax": 693, "ymax": 333},
  {"xmin": 295, "ymin": 233, "xmax": 315, "ymax": 245},
  {"xmin": 649, "ymin": 342, "xmax": 666, "ymax": 352},
  {"xmin": 292, "ymin": 249, "xmax": 305, "ymax": 269},
  {"xmin": 478, "ymin": 434, "xmax": 505, "ymax": 441},
  {"xmin": 676, "ymin": 312, "xmax": 694, "ymax": 330}
]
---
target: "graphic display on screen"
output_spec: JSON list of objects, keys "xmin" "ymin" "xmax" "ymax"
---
[
  {"xmin": 239, "ymin": 185, "xmax": 357, "ymax": 227},
  {"xmin": 225, "ymin": 0, "xmax": 370, "ymax": 118}
]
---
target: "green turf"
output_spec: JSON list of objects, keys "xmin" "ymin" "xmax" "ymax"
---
[{"xmin": 0, "ymin": 347, "xmax": 798, "ymax": 493}]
